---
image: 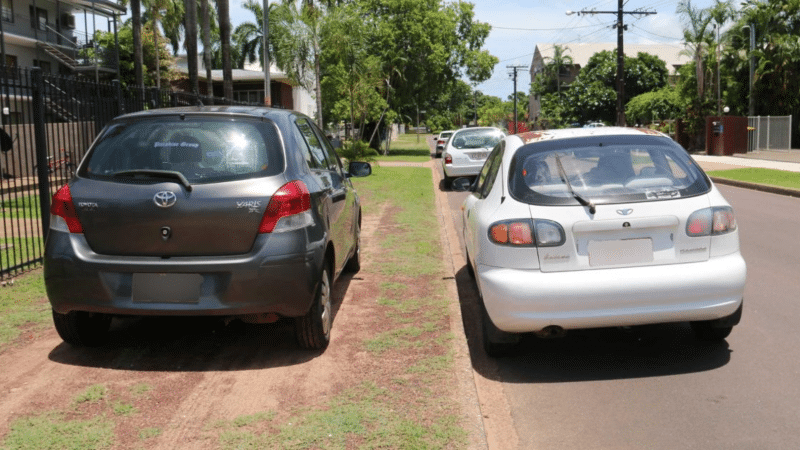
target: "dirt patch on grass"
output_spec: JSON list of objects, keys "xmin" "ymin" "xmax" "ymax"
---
[{"xmin": 0, "ymin": 168, "xmax": 487, "ymax": 449}]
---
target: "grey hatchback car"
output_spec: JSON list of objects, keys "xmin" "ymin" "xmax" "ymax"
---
[{"xmin": 45, "ymin": 106, "xmax": 371, "ymax": 350}]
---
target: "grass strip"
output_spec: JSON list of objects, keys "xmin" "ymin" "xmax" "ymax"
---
[{"xmin": 707, "ymin": 168, "xmax": 800, "ymax": 190}]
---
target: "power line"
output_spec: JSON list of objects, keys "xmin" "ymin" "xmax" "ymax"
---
[{"xmin": 568, "ymin": 1, "xmax": 657, "ymax": 126}]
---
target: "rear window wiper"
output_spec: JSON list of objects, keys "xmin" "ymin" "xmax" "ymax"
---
[
  {"xmin": 112, "ymin": 170, "xmax": 193, "ymax": 192},
  {"xmin": 554, "ymin": 155, "xmax": 595, "ymax": 214}
]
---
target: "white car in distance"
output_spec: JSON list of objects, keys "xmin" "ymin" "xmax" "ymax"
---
[{"xmin": 441, "ymin": 127, "xmax": 504, "ymax": 188}]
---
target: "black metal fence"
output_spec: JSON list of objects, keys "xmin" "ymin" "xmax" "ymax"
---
[{"xmin": 0, "ymin": 65, "xmax": 259, "ymax": 278}]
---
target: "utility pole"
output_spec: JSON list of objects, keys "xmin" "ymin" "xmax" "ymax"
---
[
  {"xmin": 567, "ymin": 2, "xmax": 656, "ymax": 126},
  {"xmin": 507, "ymin": 65, "xmax": 528, "ymax": 133}
]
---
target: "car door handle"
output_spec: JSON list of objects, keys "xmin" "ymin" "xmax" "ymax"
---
[{"xmin": 330, "ymin": 188, "xmax": 346, "ymax": 203}]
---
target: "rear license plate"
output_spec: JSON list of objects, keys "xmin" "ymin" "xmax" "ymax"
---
[
  {"xmin": 132, "ymin": 273, "xmax": 202, "ymax": 303},
  {"xmin": 468, "ymin": 151, "xmax": 489, "ymax": 160},
  {"xmin": 588, "ymin": 238, "xmax": 653, "ymax": 267}
]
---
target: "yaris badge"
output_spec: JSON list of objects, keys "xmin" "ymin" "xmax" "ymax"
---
[{"xmin": 154, "ymin": 191, "xmax": 177, "ymax": 208}]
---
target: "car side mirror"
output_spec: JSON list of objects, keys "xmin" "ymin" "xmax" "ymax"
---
[
  {"xmin": 451, "ymin": 177, "xmax": 474, "ymax": 192},
  {"xmin": 348, "ymin": 161, "xmax": 372, "ymax": 178}
]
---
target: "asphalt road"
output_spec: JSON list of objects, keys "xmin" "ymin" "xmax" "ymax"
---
[{"xmin": 438, "ymin": 160, "xmax": 800, "ymax": 449}]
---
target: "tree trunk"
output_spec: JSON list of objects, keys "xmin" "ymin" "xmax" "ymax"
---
[
  {"xmin": 218, "ymin": 0, "xmax": 233, "ymax": 100},
  {"xmin": 313, "ymin": 40, "xmax": 322, "ymax": 125},
  {"xmin": 201, "ymin": 0, "xmax": 213, "ymax": 103},
  {"xmin": 185, "ymin": 0, "xmax": 199, "ymax": 97},
  {"xmin": 131, "ymin": 0, "xmax": 143, "ymax": 88}
]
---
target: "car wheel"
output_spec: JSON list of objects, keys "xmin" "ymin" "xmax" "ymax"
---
[
  {"xmin": 690, "ymin": 321, "xmax": 733, "ymax": 341},
  {"xmin": 295, "ymin": 265, "xmax": 333, "ymax": 350},
  {"xmin": 443, "ymin": 174, "xmax": 452, "ymax": 190},
  {"xmin": 481, "ymin": 301, "xmax": 519, "ymax": 357},
  {"xmin": 52, "ymin": 310, "xmax": 111, "ymax": 346},
  {"xmin": 344, "ymin": 218, "xmax": 361, "ymax": 273}
]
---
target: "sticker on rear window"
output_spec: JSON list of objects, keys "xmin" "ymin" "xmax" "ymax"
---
[{"xmin": 645, "ymin": 189, "xmax": 681, "ymax": 199}]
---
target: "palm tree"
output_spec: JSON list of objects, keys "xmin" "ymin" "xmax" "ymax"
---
[
  {"xmin": 545, "ymin": 44, "xmax": 573, "ymax": 96},
  {"xmin": 185, "ymin": 0, "xmax": 199, "ymax": 96},
  {"xmin": 131, "ymin": 0, "xmax": 144, "ymax": 87},
  {"xmin": 217, "ymin": 0, "xmax": 233, "ymax": 100},
  {"xmin": 201, "ymin": 0, "xmax": 214, "ymax": 101},
  {"xmin": 273, "ymin": 0, "xmax": 326, "ymax": 125},
  {"xmin": 234, "ymin": 0, "xmax": 275, "ymax": 68},
  {"xmin": 677, "ymin": 0, "xmax": 714, "ymax": 105}
]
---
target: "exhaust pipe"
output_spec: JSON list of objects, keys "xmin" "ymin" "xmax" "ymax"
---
[{"xmin": 535, "ymin": 325, "xmax": 567, "ymax": 339}]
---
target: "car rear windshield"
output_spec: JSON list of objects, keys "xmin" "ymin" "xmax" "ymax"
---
[
  {"xmin": 450, "ymin": 129, "xmax": 504, "ymax": 150},
  {"xmin": 81, "ymin": 116, "xmax": 284, "ymax": 183},
  {"xmin": 509, "ymin": 135, "xmax": 711, "ymax": 206}
]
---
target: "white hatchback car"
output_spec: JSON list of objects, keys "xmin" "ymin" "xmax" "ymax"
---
[
  {"xmin": 442, "ymin": 127, "xmax": 504, "ymax": 188},
  {"xmin": 456, "ymin": 127, "xmax": 746, "ymax": 356}
]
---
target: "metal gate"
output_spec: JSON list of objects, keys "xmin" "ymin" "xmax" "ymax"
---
[
  {"xmin": 0, "ymin": 65, "xmax": 257, "ymax": 279},
  {"xmin": 748, "ymin": 116, "xmax": 793, "ymax": 152}
]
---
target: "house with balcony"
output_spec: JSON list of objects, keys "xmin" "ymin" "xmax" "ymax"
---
[{"xmin": 1, "ymin": 0, "xmax": 124, "ymax": 79}]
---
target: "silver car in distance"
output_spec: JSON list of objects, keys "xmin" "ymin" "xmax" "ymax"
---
[
  {"xmin": 455, "ymin": 127, "xmax": 746, "ymax": 356},
  {"xmin": 45, "ymin": 106, "xmax": 371, "ymax": 350}
]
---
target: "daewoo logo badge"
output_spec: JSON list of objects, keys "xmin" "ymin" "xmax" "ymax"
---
[
  {"xmin": 616, "ymin": 208, "xmax": 633, "ymax": 216},
  {"xmin": 154, "ymin": 191, "xmax": 177, "ymax": 208}
]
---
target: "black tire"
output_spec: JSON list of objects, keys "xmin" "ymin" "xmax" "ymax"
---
[
  {"xmin": 443, "ymin": 174, "xmax": 452, "ymax": 190},
  {"xmin": 691, "ymin": 303, "xmax": 741, "ymax": 341},
  {"xmin": 52, "ymin": 309, "xmax": 111, "ymax": 347},
  {"xmin": 691, "ymin": 321, "xmax": 733, "ymax": 341},
  {"xmin": 344, "ymin": 217, "xmax": 361, "ymax": 273},
  {"xmin": 295, "ymin": 265, "xmax": 333, "ymax": 350},
  {"xmin": 481, "ymin": 302, "xmax": 519, "ymax": 357}
]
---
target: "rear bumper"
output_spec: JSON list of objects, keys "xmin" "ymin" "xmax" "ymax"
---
[
  {"xmin": 478, "ymin": 252, "xmax": 747, "ymax": 333},
  {"xmin": 442, "ymin": 161, "xmax": 484, "ymax": 178},
  {"xmin": 45, "ymin": 230, "xmax": 323, "ymax": 318}
]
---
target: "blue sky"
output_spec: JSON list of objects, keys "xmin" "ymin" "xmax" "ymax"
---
[{"xmin": 224, "ymin": 0, "xmax": 721, "ymax": 99}]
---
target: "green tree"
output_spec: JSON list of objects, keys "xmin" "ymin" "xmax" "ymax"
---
[
  {"xmin": 272, "ymin": 0, "xmax": 326, "ymax": 125},
  {"xmin": 357, "ymin": 0, "xmax": 496, "ymax": 129},
  {"xmin": 626, "ymin": 87, "xmax": 682, "ymax": 126},
  {"xmin": 94, "ymin": 23, "xmax": 174, "ymax": 88},
  {"xmin": 554, "ymin": 51, "xmax": 669, "ymax": 126},
  {"xmin": 234, "ymin": 0, "xmax": 278, "ymax": 69},
  {"xmin": 729, "ymin": 0, "xmax": 800, "ymax": 146}
]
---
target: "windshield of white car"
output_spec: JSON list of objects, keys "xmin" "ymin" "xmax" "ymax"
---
[
  {"xmin": 450, "ymin": 129, "xmax": 504, "ymax": 150},
  {"xmin": 509, "ymin": 136, "xmax": 711, "ymax": 206}
]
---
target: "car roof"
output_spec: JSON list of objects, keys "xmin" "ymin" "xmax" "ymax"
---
[
  {"xmin": 452, "ymin": 126, "xmax": 503, "ymax": 135},
  {"xmin": 511, "ymin": 127, "xmax": 670, "ymax": 146},
  {"xmin": 114, "ymin": 105, "xmax": 303, "ymax": 122}
]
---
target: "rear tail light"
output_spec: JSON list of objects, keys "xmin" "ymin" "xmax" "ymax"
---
[
  {"xmin": 686, "ymin": 206, "xmax": 737, "ymax": 237},
  {"xmin": 258, "ymin": 180, "xmax": 313, "ymax": 233},
  {"xmin": 488, "ymin": 219, "xmax": 564, "ymax": 247},
  {"xmin": 444, "ymin": 154, "xmax": 453, "ymax": 165},
  {"xmin": 50, "ymin": 184, "xmax": 83, "ymax": 233}
]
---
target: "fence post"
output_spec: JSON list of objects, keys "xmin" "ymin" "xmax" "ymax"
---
[
  {"xmin": 113, "ymin": 79, "xmax": 124, "ymax": 116},
  {"xmin": 31, "ymin": 68, "xmax": 51, "ymax": 234},
  {"xmin": 170, "ymin": 91, "xmax": 178, "ymax": 107},
  {"xmin": 150, "ymin": 87, "xmax": 161, "ymax": 109}
]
